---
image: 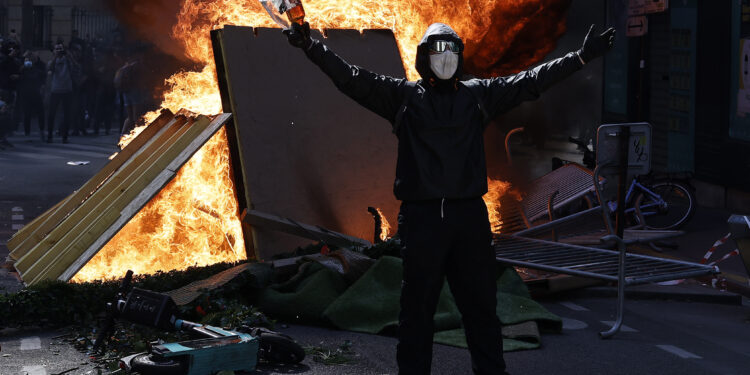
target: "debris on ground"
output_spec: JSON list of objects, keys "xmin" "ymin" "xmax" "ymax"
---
[{"xmin": 303, "ymin": 340, "xmax": 358, "ymax": 365}]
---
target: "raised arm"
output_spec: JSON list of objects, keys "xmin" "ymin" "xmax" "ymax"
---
[
  {"xmin": 477, "ymin": 24, "xmax": 615, "ymax": 118},
  {"xmin": 284, "ymin": 22, "xmax": 407, "ymax": 124}
]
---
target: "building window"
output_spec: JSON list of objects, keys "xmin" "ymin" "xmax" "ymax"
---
[
  {"xmin": 0, "ymin": 6, "xmax": 7, "ymax": 37},
  {"xmin": 31, "ymin": 6, "xmax": 52, "ymax": 49},
  {"xmin": 71, "ymin": 7, "xmax": 119, "ymax": 43}
]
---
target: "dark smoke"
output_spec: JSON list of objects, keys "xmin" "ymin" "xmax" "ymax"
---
[{"xmin": 105, "ymin": 0, "xmax": 186, "ymax": 61}]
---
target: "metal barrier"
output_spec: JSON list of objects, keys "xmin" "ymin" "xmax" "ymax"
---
[{"xmin": 494, "ymin": 234, "xmax": 717, "ymax": 337}]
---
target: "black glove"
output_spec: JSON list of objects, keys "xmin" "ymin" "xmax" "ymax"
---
[
  {"xmin": 282, "ymin": 21, "xmax": 312, "ymax": 50},
  {"xmin": 578, "ymin": 24, "xmax": 616, "ymax": 63}
]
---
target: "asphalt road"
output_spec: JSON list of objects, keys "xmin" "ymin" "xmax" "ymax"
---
[
  {"xmin": 1, "ymin": 131, "xmax": 749, "ymax": 374},
  {"xmin": 1, "ymin": 290, "xmax": 748, "ymax": 374}
]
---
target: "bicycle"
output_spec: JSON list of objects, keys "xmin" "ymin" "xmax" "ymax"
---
[{"xmin": 553, "ymin": 136, "xmax": 696, "ymax": 231}]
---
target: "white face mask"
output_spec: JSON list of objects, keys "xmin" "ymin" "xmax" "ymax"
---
[{"xmin": 429, "ymin": 51, "xmax": 459, "ymax": 80}]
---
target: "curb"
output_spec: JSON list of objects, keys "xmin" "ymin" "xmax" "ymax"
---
[{"xmin": 567, "ymin": 283, "xmax": 743, "ymax": 305}]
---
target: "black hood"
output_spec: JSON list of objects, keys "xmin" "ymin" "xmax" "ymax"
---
[{"xmin": 416, "ymin": 23, "xmax": 465, "ymax": 82}]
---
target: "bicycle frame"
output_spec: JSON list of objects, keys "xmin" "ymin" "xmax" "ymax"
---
[{"xmin": 607, "ymin": 179, "xmax": 665, "ymax": 218}]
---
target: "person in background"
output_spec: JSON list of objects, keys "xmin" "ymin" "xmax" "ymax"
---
[
  {"xmin": 115, "ymin": 46, "xmax": 147, "ymax": 136},
  {"xmin": 18, "ymin": 51, "xmax": 46, "ymax": 140},
  {"xmin": 47, "ymin": 42, "xmax": 78, "ymax": 143},
  {"xmin": 0, "ymin": 89, "xmax": 13, "ymax": 150},
  {"xmin": 93, "ymin": 46, "xmax": 118, "ymax": 135},
  {"xmin": 0, "ymin": 43, "xmax": 19, "ymax": 148}
]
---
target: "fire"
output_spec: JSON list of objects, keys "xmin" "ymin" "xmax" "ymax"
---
[
  {"xmin": 72, "ymin": 127, "xmax": 246, "ymax": 282},
  {"xmin": 77, "ymin": 0, "xmax": 569, "ymax": 280},
  {"xmin": 483, "ymin": 178, "xmax": 522, "ymax": 234},
  {"xmin": 376, "ymin": 208, "xmax": 392, "ymax": 242}
]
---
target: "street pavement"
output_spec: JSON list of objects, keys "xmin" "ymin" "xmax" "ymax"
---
[{"xmin": 1, "ymin": 131, "xmax": 749, "ymax": 374}]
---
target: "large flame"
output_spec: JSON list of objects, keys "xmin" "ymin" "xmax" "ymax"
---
[{"xmin": 76, "ymin": 0, "xmax": 569, "ymax": 281}]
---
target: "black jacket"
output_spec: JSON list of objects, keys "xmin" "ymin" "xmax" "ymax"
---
[{"xmin": 304, "ymin": 23, "xmax": 584, "ymax": 201}]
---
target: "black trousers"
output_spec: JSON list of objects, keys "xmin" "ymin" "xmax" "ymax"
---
[
  {"xmin": 47, "ymin": 92, "xmax": 72, "ymax": 140},
  {"xmin": 22, "ymin": 93, "xmax": 45, "ymax": 136},
  {"xmin": 396, "ymin": 197, "xmax": 506, "ymax": 375}
]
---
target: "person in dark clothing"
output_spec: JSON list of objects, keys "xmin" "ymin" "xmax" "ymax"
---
[
  {"xmin": 92, "ymin": 47, "xmax": 118, "ymax": 135},
  {"xmin": 18, "ymin": 51, "xmax": 46, "ymax": 139},
  {"xmin": 0, "ymin": 45, "xmax": 20, "ymax": 148},
  {"xmin": 285, "ymin": 22, "xmax": 614, "ymax": 374},
  {"xmin": 47, "ymin": 42, "xmax": 78, "ymax": 143}
]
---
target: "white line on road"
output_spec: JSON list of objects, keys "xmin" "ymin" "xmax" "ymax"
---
[
  {"xmin": 19, "ymin": 336, "xmax": 41, "ymax": 350},
  {"xmin": 12, "ymin": 224, "xmax": 24, "ymax": 230},
  {"xmin": 601, "ymin": 321, "xmax": 638, "ymax": 332},
  {"xmin": 11, "ymin": 214, "xmax": 24, "ymax": 221},
  {"xmin": 562, "ymin": 317, "xmax": 588, "ymax": 330},
  {"xmin": 559, "ymin": 301, "xmax": 590, "ymax": 311},
  {"xmin": 21, "ymin": 365, "xmax": 47, "ymax": 375},
  {"xmin": 11, "ymin": 207, "xmax": 23, "ymax": 212},
  {"xmin": 656, "ymin": 344, "xmax": 702, "ymax": 359}
]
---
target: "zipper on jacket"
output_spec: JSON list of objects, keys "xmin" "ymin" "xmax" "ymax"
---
[{"xmin": 441, "ymin": 198, "xmax": 445, "ymax": 219}]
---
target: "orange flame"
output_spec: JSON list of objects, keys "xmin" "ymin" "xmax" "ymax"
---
[
  {"xmin": 376, "ymin": 208, "xmax": 392, "ymax": 242},
  {"xmin": 483, "ymin": 178, "xmax": 522, "ymax": 234},
  {"xmin": 76, "ymin": 0, "xmax": 568, "ymax": 280}
]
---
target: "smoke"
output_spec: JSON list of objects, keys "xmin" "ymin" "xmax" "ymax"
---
[
  {"xmin": 463, "ymin": 0, "xmax": 573, "ymax": 77},
  {"xmin": 105, "ymin": 0, "xmax": 186, "ymax": 61}
]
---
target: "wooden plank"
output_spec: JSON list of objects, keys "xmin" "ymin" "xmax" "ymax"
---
[
  {"xmin": 6, "ymin": 198, "xmax": 68, "ymax": 260},
  {"xmin": 30, "ymin": 116, "xmax": 220, "ymax": 284},
  {"xmin": 59, "ymin": 115, "xmax": 233, "ymax": 281},
  {"xmin": 14, "ymin": 116, "xmax": 189, "ymax": 282},
  {"xmin": 23, "ymin": 117, "xmax": 201, "ymax": 284},
  {"xmin": 8, "ymin": 110, "xmax": 176, "ymax": 260},
  {"xmin": 243, "ymin": 209, "xmax": 372, "ymax": 254}
]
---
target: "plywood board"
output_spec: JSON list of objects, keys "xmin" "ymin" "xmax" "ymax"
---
[{"xmin": 213, "ymin": 26, "xmax": 403, "ymax": 259}]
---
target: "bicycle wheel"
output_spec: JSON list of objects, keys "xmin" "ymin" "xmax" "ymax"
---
[{"xmin": 634, "ymin": 181, "xmax": 696, "ymax": 230}]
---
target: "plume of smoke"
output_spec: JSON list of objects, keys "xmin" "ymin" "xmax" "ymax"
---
[{"xmin": 105, "ymin": 0, "xmax": 187, "ymax": 61}]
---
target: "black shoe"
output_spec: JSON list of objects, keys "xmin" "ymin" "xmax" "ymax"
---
[
  {"xmin": 62, "ymin": 138, "xmax": 69, "ymax": 144},
  {"xmin": 0, "ymin": 138, "xmax": 13, "ymax": 148}
]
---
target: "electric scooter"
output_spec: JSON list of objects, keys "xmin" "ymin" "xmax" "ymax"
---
[{"xmin": 96, "ymin": 270, "xmax": 305, "ymax": 375}]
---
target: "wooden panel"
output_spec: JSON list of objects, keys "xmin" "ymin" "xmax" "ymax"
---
[
  {"xmin": 59, "ymin": 114, "xmax": 233, "ymax": 281},
  {"xmin": 15, "ymin": 116, "xmax": 190, "ymax": 283},
  {"xmin": 8, "ymin": 110, "xmax": 175, "ymax": 260},
  {"xmin": 23, "ymin": 117, "xmax": 213, "ymax": 284},
  {"xmin": 242, "ymin": 209, "xmax": 371, "ymax": 250},
  {"xmin": 214, "ymin": 26, "xmax": 403, "ymax": 260}
]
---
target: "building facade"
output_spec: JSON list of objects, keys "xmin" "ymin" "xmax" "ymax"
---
[
  {"xmin": 0, "ymin": 0, "xmax": 118, "ymax": 51},
  {"xmin": 604, "ymin": 0, "xmax": 750, "ymax": 209}
]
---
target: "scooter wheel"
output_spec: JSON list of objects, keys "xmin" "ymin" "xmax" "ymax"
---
[
  {"xmin": 259, "ymin": 332, "xmax": 306, "ymax": 364},
  {"xmin": 131, "ymin": 353, "xmax": 188, "ymax": 375}
]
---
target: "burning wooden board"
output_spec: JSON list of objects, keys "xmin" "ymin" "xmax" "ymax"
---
[
  {"xmin": 8, "ymin": 112, "xmax": 237, "ymax": 285},
  {"xmin": 212, "ymin": 26, "xmax": 402, "ymax": 260}
]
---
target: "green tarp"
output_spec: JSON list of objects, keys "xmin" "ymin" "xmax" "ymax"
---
[{"xmin": 258, "ymin": 256, "xmax": 561, "ymax": 351}]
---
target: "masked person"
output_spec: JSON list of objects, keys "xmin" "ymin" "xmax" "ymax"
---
[{"xmin": 285, "ymin": 22, "xmax": 614, "ymax": 375}]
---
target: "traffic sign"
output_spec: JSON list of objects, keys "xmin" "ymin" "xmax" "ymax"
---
[
  {"xmin": 629, "ymin": 0, "xmax": 668, "ymax": 16},
  {"xmin": 644, "ymin": 0, "xmax": 669, "ymax": 14},
  {"xmin": 627, "ymin": 16, "xmax": 648, "ymax": 37}
]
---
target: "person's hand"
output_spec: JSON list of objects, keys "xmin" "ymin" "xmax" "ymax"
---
[
  {"xmin": 578, "ymin": 25, "xmax": 616, "ymax": 63},
  {"xmin": 283, "ymin": 22, "xmax": 312, "ymax": 50}
]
